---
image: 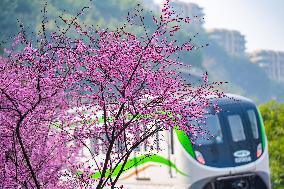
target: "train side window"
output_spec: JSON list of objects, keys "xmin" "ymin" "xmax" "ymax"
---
[
  {"xmin": 156, "ymin": 131, "xmax": 160, "ymax": 150},
  {"xmin": 143, "ymin": 125, "xmax": 148, "ymax": 151},
  {"xmin": 91, "ymin": 137, "xmax": 99, "ymax": 155},
  {"xmin": 247, "ymin": 110, "xmax": 259, "ymax": 139},
  {"xmin": 101, "ymin": 133, "xmax": 108, "ymax": 154},
  {"xmin": 116, "ymin": 139, "xmax": 125, "ymax": 153},
  {"xmin": 227, "ymin": 114, "xmax": 246, "ymax": 142},
  {"xmin": 134, "ymin": 127, "xmax": 141, "ymax": 152},
  {"xmin": 170, "ymin": 128, "xmax": 174, "ymax": 154},
  {"xmin": 134, "ymin": 145, "xmax": 140, "ymax": 152}
]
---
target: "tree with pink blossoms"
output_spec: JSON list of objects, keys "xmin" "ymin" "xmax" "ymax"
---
[
  {"xmin": 0, "ymin": 51, "xmax": 68, "ymax": 188},
  {"xmin": 0, "ymin": 1, "xmax": 224, "ymax": 189},
  {"xmin": 0, "ymin": 14, "xmax": 88, "ymax": 187},
  {"xmin": 54, "ymin": 1, "xmax": 224, "ymax": 188}
]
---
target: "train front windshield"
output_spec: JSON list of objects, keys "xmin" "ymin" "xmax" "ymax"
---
[
  {"xmin": 190, "ymin": 103, "xmax": 264, "ymax": 168},
  {"xmin": 190, "ymin": 114, "xmax": 223, "ymax": 146}
]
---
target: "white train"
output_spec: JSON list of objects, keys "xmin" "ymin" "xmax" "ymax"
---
[{"xmin": 111, "ymin": 94, "xmax": 271, "ymax": 189}]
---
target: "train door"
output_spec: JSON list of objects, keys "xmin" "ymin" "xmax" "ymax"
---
[{"xmin": 220, "ymin": 104, "xmax": 254, "ymax": 166}]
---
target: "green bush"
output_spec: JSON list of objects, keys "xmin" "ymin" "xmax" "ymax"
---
[{"xmin": 259, "ymin": 101, "xmax": 284, "ymax": 189}]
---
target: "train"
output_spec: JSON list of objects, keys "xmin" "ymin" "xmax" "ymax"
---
[{"xmin": 112, "ymin": 94, "xmax": 271, "ymax": 189}]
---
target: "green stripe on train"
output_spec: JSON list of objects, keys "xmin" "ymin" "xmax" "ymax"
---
[
  {"xmin": 175, "ymin": 129, "xmax": 196, "ymax": 158},
  {"xmin": 90, "ymin": 154, "xmax": 188, "ymax": 179},
  {"xmin": 257, "ymin": 108, "xmax": 266, "ymax": 149}
]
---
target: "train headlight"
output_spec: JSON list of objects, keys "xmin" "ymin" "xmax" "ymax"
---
[
  {"xmin": 195, "ymin": 151, "xmax": 206, "ymax": 165},
  {"xmin": 256, "ymin": 143, "xmax": 262, "ymax": 158}
]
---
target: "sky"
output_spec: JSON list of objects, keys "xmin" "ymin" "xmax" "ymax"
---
[{"xmin": 154, "ymin": 0, "xmax": 284, "ymax": 53}]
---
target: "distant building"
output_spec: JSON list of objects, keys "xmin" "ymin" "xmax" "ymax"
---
[
  {"xmin": 169, "ymin": 1, "xmax": 205, "ymax": 26},
  {"xmin": 207, "ymin": 29, "xmax": 246, "ymax": 57},
  {"xmin": 249, "ymin": 50, "xmax": 284, "ymax": 83}
]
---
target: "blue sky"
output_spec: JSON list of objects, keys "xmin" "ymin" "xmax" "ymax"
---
[{"xmin": 154, "ymin": 0, "xmax": 284, "ymax": 53}]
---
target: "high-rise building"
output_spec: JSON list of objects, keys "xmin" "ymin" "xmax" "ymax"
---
[
  {"xmin": 207, "ymin": 29, "xmax": 246, "ymax": 57},
  {"xmin": 249, "ymin": 50, "xmax": 284, "ymax": 83},
  {"xmin": 169, "ymin": 1, "xmax": 205, "ymax": 26}
]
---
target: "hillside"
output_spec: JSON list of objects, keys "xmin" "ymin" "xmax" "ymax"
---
[{"xmin": 0, "ymin": 0, "xmax": 283, "ymax": 103}]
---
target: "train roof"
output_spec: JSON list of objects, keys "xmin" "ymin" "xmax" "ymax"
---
[{"xmin": 208, "ymin": 93, "xmax": 255, "ymax": 106}]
